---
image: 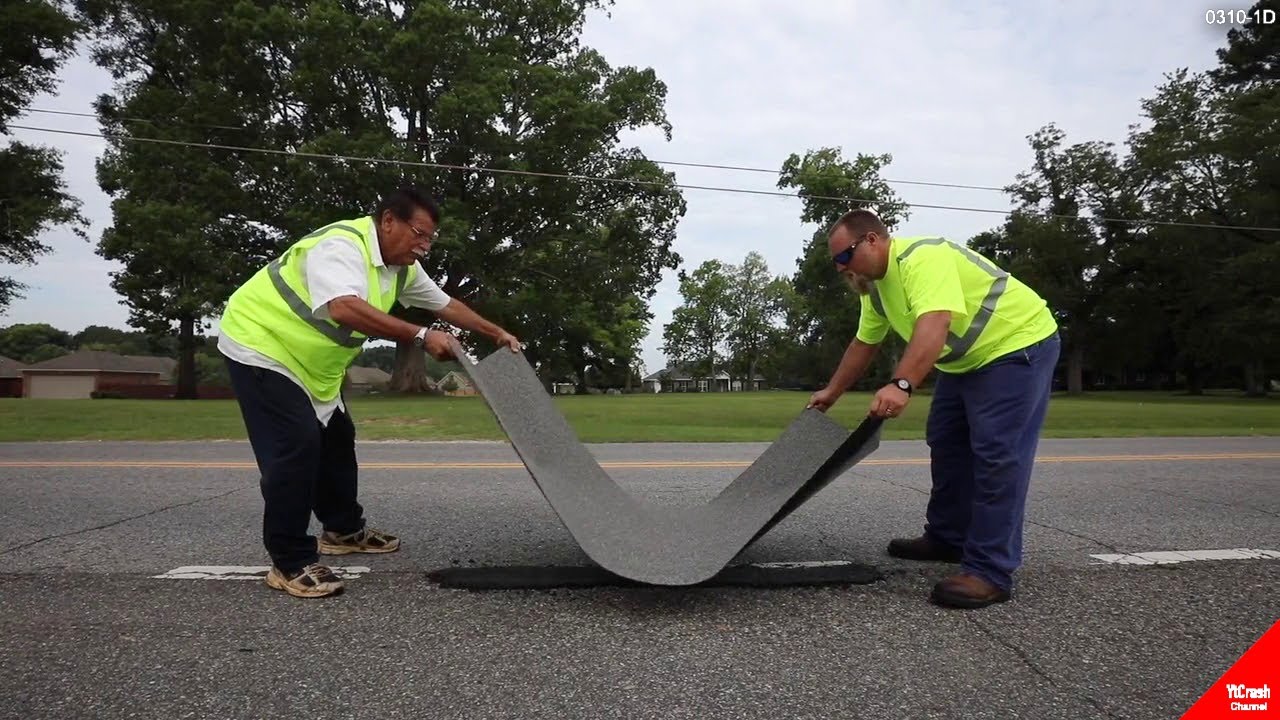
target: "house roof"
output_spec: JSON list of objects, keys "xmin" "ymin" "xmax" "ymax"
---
[
  {"xmin": 645, "ymin": 366, "xmax": 693, "ymax": 381},
  {"xmin": 0, "ymin": 355, "xmax": 25, "ymax": 379},
  {"xmin": 20, "ymin": 350, "xmax": 176, "ymax": 375},
  {"xmin": 346, "ymin": 366, "xmax": 392, "ymax": 385},
  {"xmin": 437, "ymin": 370, "xmax": 474, "ymax": 387},
  {"xmin": 644, "ymin": 365, "xmax": 765, "ymax": 381}
]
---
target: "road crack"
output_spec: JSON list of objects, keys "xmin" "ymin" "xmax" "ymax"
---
[
  {"xmin": 0, "ymin": 485, "xmax": 251, "ymax": 556},
  {"xmin": 853, "ymin": 470, "xmax": 928, "ymax": 497},
  {"xmin": 854, "ymin": 470, "xmax": 1125, "ymax": 554},
  {"xmin": 1127, "ymin": 483, "xmax": 1280, "ymax": 520},
  {"xmin": 967, "ymin": 615, "xmax": 1120, "ymax": 719},
  {"xmin": 1023, "ymin": 518, "xmax": 1124, "ymax": 554}
]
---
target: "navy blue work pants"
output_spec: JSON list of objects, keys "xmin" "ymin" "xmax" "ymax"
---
[
  {"xmin": 225, "ymin": 357, "xmax": 365, "ymax": 573},
  {"xmin": 923, "ymin": 333, "xmax": 1060, "ymax": 590}
]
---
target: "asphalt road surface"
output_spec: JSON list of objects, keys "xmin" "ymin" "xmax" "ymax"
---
[{"xmin": 1, "ymin": 436, "xmax": 1277, "ymax": 719}]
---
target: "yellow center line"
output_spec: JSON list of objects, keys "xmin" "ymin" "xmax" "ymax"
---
[{"xmin": 0, "ymin": 453, "xmax": 1276, "ymax": 470}]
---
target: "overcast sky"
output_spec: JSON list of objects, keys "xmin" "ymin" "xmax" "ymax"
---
[{"xmin": 3, "ymin": 0, "xmax": 1233, "ymax": 374}]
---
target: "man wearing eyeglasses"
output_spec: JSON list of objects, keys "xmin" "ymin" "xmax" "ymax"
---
[
  {"xmin": 807, "ymin": 208, "xmax": 1060, "ymax": 610},
  {"xmin": 218, "ymin": 184, "xmax": 520, "ymax": 598}
]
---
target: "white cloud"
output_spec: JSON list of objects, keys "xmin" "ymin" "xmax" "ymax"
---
[{"xmin": 2, "ymin": 1, "xmax": 1232, "ymax": 375}]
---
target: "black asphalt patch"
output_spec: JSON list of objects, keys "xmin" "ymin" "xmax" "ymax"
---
[
  {"xmin": 426, "ymin": 562, "xmax": 886, "ymax": 590},
  {"xmin": 455, "ymin": 344, "xmax": 883, "ymax": 586}
]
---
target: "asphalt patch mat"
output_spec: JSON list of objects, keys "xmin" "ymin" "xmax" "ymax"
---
[
  {"xmin": 427, "ymin": 563, "xmax": 885, "ymax": 590},
  {"xmin": 454, "ymin": 343, "xmax": 884, "ymax": 587}
]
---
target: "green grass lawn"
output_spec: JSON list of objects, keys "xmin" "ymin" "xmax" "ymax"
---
[{"xmin": 2, "ymin": 390, "xmax": 1278, "ymax": 442}]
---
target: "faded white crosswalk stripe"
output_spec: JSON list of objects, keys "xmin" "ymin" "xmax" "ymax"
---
[
  {"xmin": 152, "ymin": 565, "xmax": 370, "ymax": 580},
  {"xmin": 1090, "ymin": 548, "xmax": 1280, "ymax": 565}
]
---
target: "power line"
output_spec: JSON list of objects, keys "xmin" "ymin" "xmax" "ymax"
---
[
  {"xmin": 24, "ymin": 107, "xmax": 249, "ymax": 133},
  {"xmin": 23, "ymin": 107, "xmax": 1009, "ymax": 192},
  {"xmin": 11, "ymin": 122, "xmax": 1280, "ymax": 234},
  {"xmin": 643, "ymin": 158, "xmax": 1008, "ymax": 192}
]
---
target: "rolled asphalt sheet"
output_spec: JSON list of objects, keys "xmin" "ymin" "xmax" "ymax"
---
[{"xmin": 454, "ymin": 344, "xmax": 883, "ymax": 586}]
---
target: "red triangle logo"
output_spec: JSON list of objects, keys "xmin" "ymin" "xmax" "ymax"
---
[{"xmin": 1182, "ymin": 620, "xmax": 1280, "ymax": 719}]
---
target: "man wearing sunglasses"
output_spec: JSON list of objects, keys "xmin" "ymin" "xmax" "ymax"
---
[
  {"xmin": 808, "ymin": 208, "xmax": 1060, "ymax": 610},
  {"xmin": 218, "ymin": 184, "xmax": 520, "ymax": 598}
]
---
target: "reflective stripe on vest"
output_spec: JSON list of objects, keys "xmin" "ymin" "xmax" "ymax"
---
[
  {"xmin": 897, "ymin": 237, "xmax": 1009, "ymax": 364},
  {"xmin": 869, "ymin": 286, "xmax": 887, "ymax": 317},
  {"xmin": 264, "ymin": 222, "xmax": 408, "ymax": 349}
]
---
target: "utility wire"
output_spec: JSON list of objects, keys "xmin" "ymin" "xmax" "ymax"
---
[
  {"xmin": 23, "ymin": 107, "xmax": 1008, "ymax": 192},
  {"xmin": 11, "ymin": 123, "xmax": 1280, "ymax": 234}
]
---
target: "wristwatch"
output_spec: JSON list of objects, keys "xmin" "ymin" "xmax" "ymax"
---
[
  {"xmin": 890, "ymin": 377, "xmax": 913, "ymax": 396},
  {"xmin": 412, "ymin": 327, "xmax": 428, "ymax": 348}
]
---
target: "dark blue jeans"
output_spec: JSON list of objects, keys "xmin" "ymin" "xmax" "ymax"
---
[
  {"xmin": 923, "ymin": 333, "xmax": 1060, "ymax": 590},
  {"xmin": 225, "ymin": 357, "xmax": 366, "ymax": 572}
]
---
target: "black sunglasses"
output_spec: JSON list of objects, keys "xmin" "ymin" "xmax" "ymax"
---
[{"xmin": 832, "ymin": 233, "xmax": 870, "ymax": 267}]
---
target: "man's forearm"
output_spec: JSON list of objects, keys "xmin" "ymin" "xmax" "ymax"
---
[
  {"xmin": 892, "ymin": 311, "xmax": 951, "ymax": 386},
  {"xmin": 827, "ymin": 339, "xmax": 880, "ymax": 392},
  {"xmin": 328, "ymin": 296, "xmax": 423, "ymax": 343},
  {"xmin": 433, "ymin": 299, "xmax": 503, "ymax": 340}
]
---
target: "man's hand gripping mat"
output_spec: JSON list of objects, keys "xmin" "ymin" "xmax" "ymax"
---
[{"xmin": 455, "ymin": 345, "xmax": 883, "ymax": 586}]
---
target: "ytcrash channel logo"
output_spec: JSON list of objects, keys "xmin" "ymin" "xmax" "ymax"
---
[
  {"xmin": 1226, "ymin": 684, "xmax": 1270, "ymax": 712},
  {"xmin": 1182, "ymin": 620, "xmax": 1279, "ymax": 719}
]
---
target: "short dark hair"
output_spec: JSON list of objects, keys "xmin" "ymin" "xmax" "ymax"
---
[
  {"xmin": 375, "ymin": 185, "xmax": 441, "ymax": 224},
  {"xmin": 828, "ymin": 208, "xmax": 888, "ymax": 239}
]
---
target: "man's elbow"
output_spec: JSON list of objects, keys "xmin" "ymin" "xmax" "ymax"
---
[{"xmin": 326, "ymin": 296, "xmax": 360, "ymax": 326}]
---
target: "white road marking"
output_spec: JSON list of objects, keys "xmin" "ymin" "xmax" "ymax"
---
[
  {"xmin": 152, "ymin": 565, "xmax": 370, "ymax": 580},
  {"xmin": 748, "ymin": 560, "xmax": 855, "ymax": 569},
  {"xmin": 1090, "ymin": 548, "xmax": 1280, "ymax": 565}
]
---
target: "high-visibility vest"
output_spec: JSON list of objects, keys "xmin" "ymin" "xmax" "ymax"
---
[
  {"xmin": 219, "ymin": 216, "xmax": 415, "ymax": 400},
  {"xmin": 854, "ymin": 236, "xmax": 1058, "ymax": 373}
]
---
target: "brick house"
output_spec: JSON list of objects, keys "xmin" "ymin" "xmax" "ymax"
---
[{"xmin": 21, "ymin": 350, "xmax": 176, "ymax": 399}]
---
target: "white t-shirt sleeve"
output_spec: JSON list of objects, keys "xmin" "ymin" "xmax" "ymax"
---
[
  {"xmin": 398, "ymin": 268, "xmax": 452, "ymax": 311},
  {"xmin": 306, "ymin": 237, "xmax": 369, "ymax": 320}
]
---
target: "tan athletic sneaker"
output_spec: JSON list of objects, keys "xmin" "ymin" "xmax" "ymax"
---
[
  {"xmin": 318, "ymin": 527, "xmax": 401, "ymax": 555},
  {"xmin": 265, "ymin": 563, "xmax": 345, "ymax": 598}
]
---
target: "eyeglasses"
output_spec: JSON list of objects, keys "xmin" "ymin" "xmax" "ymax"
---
[
  {"xmin": 407, "ymin": 222, "xmax": 437, "ymax": 240},
  {"xmin": 832, "ymin": 233, "xmax": 871, "ymax": 267}
]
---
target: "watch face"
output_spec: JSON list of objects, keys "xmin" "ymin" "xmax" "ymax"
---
[{"xmin": 896, "ymin": 379, "xmax": 910, "ymax": 390}]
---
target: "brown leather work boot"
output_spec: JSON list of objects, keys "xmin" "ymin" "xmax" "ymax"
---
[
  {"xmin": 886, "ymin": 535, "xmax": 963, "ymax": 563},
  {"xmin": 929, "ymin": 573, "xmax": 1011, "ymax": 609}
]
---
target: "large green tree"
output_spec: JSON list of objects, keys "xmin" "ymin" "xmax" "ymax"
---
[
  {"xmin": 774, "ymin": 148, "xmax": 909, "ymax": 388},
  {"xmin": 0, "ymin": 0, "xmax": 85, "ymax": 313},
  {"xmin": 661, "ymin": 259, "xmax": 733, "ymax": 379},
  {"xmin": 80, "ymin": 0, "xmax": 684, "ymax": 397},
  {"xmin": 724, "ymin": 251, "xmax": 788, "ymax": 386},
  {"xmin": 78, "ymin": 0, "xmax": 291, "ymax": 397},
  {"xmin": 968, "ymin": 125, "xmax": 1143, "ymax": 394},
  {"xmin": 1211, "ymin": 0, "xmax": 1280, "ymax": 395},
  {"xmin": 1127, "ymin": 66, "xmax": 1279, "ymax": 395}
]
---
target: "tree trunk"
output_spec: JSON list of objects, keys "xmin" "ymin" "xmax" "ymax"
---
[
  {"xmin": 570, "ymin": 349, "xmax": 589, "ymax": 394},
  {"xmin": 176, "ymin": 315, "xmax": 198, "ymax": 399},
  {"xmin": 1244, "ymin": 359, "xmax": 1267, "ymax": 397},
  {"xmin": 748, "ymin": 357, "xmax": 758, "ymax": 392},
  {"xmin": 389, "ymin": 342, "xmax": 436, "ymax": 393},
  {"xmin": 1185, "ymin": 366, "xmax": 1204, "ymax": 396},
  {"xmin": 533, "ymin": 358, "xmax": 553, "ymax": 394},
  {"xmin": 1067, "ymin": 342, "xmax": 1084, "ymax": 395}
]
